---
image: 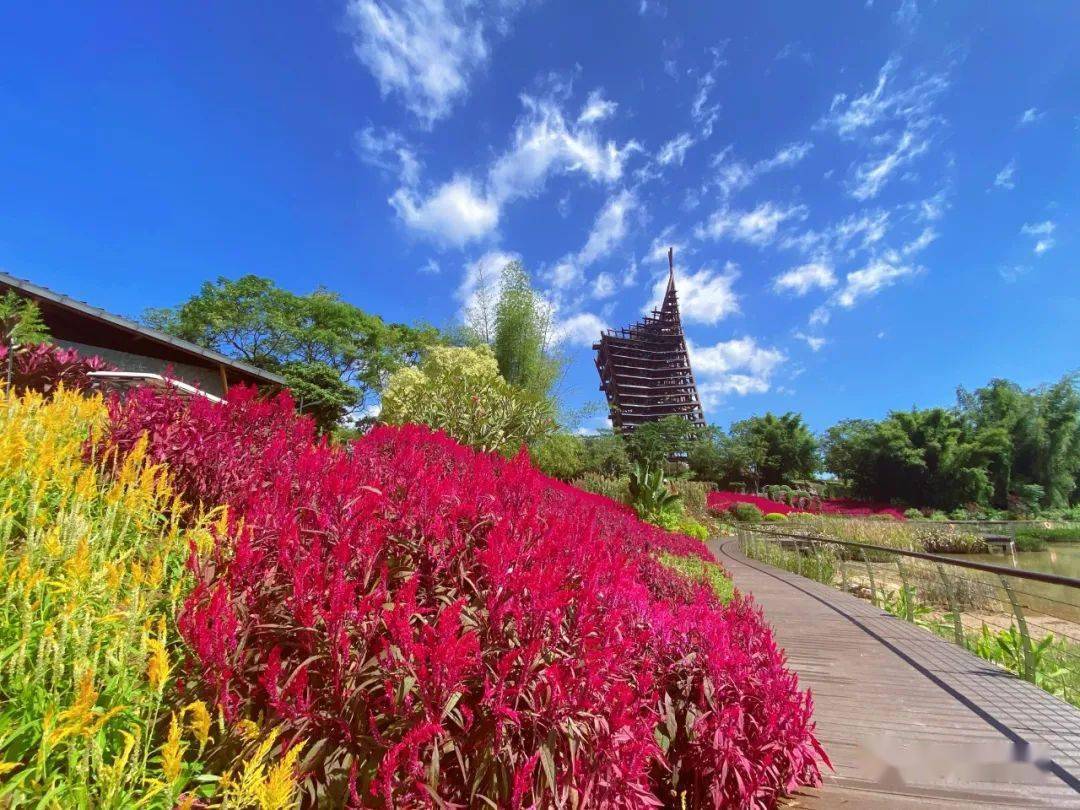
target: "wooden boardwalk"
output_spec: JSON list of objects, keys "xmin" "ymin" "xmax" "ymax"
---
[{"xmin": 709, "ymin": 539, "xmax": 1080, "ymax": 809}]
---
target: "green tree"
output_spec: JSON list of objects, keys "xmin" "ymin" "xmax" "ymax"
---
[
  {"xmin": 465, "ymin": 260, "xmax": 563, "ymax": 403},
  {"xmin": 380, "ymin": 344, "xmax": 555, "ymax": 457},
  {"xmin": 625, "ymin": 416, "xmax": 707, "ymax": 466},
  {"xmin": 728, "ymin": 412, "xmax": 818, "ymax": 488},
  {"xmin": 144, "ymin": 275, "xmax": 437, "ymax": 431},
  {"xmin": 1, "ymin": 292, "xmax": 50, "ymax": 387},
  {"xmin": 579, "ymin": 430, "xmax": 631, "ymax": 477},
  {"xmin": 1, "ymin": 292, "xmax": 49, "ymax": 350},
  {"xmin": 529, "ymin": 432, "xmax": 585, "ymax": 480}
]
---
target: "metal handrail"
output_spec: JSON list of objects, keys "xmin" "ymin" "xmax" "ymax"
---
[{"xmin": 750, "ymin": 526, "xmax": 1080, "ymax": 589}]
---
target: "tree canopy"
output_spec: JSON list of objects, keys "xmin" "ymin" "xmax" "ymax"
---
[
  {"xmin": 823, "ymin": 374, "xmax": 1080, "ymax": 511},
  {"xmin": 144, "ymin": 275, "xmax": 437, "ymax": 431}
]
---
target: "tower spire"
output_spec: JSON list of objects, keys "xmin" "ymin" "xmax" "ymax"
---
[
  {"xmin": 592, "ymin": 247, "xmax": 704, "ymax": 434},
  {"xmin": 659, "ymin": 246, "xmax": 680, "ymax": 322}
]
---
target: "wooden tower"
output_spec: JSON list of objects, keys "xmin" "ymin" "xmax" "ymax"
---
[{"xmin": 593, "ymin": 249, "xmax": 706, "ymax": 434}]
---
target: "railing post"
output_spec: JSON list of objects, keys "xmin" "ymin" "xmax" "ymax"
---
[
  {"xmin": 861, "ymin": 548, "xmax": 878, "ymax": 608},
  {"xmin": 998, "ymin": 574, "xmax": 1035, "ymax": 683},
  {"xmin": 838, "ymin": 545, "xmax": 849, "ymax": 593},
  {"xmin": 935, "ymin": 563, "xmax": 965, "ymax": 647},
  {"xmin": 896, "ymin": 557, "xmax": 914, "ymax": 622},
  {"xmin": 794, "ymin": 538, "xmax": 803, "ymax": 577}
]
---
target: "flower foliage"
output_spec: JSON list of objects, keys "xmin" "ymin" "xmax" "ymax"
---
[
  {"xmin": 100, "ymin": 386, "xmax": 826, "ymax": 807},
  {"xmin": 0, "ymin": 342, "xmax": 112, "ymax": 394},
  {"xmin": 708, "ymin": 490, "xmax": 906, "ymax": 520}
]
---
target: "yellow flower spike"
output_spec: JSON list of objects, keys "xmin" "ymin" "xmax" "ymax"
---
[
  {"xmin": 145, "ymin": 637, "xmax": 171, "ymax": 693},
  {"xmin": 147, "ymin": 555, "xmax": 164, "ymax": 589},
  {"xmin": 235, "ymin": 718, "xmax": 261, "ymax": 742},
  {"xmin": 161, "ymin": 712, "xmax": 185, "ymax": 783},
  {"xmin": 259, "ymin": 740, "xmax": 306, "ymax": 810},
  {"xmin": 48, "ymin": 669, "xmax": 99, "ymax": 744},
  {"xmin": 184, "ymin": 701, "xmax": 211, "ymax": 749}
]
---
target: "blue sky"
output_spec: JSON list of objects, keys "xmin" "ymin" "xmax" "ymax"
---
[{"xmin": 2, "ymin": 1, "xmax": 1078, "ymax": 432}]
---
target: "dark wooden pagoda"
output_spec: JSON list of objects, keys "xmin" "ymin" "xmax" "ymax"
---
[{"xmin": 593, "ymin": 249, "xmax": 705, "ymax": 434}]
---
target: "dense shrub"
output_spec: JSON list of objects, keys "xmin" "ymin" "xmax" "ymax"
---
[
  {"xmin": 571, "ymin": 471, "xmax": 630, "ymax": 504},
  {"xmin": 527, "ymin": 431, "xmax": 584, "ymax": 480},
  {"xmin": 99, "ymin": 387, "xmax": 826, "ymax": 807},
  {"xmin": 904, "ymin": 507, "xmax": 925, "ymax": 520},
  {"xmin": 0, "ymin": 342, "xmax": 112, "ymax": 394},
  {"xmin": 380, "ymin": 345, "xmax": 554, "ymax": 457},
  {"xmin": 764, "ymin": 512, "xmax": 789, "ymax": 522},
  {"xmin": 728, "ymin": 502, "xmax": 765, "ymax": 523}
]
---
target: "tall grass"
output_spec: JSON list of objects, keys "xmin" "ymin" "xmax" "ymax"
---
[{"xmin": 788, "ymin": 515, "xmax": 987, "ymax": 555}]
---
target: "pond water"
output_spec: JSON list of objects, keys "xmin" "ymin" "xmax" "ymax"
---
[{"xmin": 945, "ymin": 541, "xmax": 1080, "ymax": 625}]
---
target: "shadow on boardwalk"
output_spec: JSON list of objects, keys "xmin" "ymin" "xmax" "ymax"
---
[{"xmin": 709, "ymin": 539, "xmax": 1080, "ymax": 809}]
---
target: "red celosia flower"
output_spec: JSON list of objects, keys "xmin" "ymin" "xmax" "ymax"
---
[{"xmin": 99, "ymin": 386, "xmax": 826, "ymax": 808}]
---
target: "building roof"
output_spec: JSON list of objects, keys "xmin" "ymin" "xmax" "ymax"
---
[{"xmin": 0, "ymin": 271, "xmax": 287, "ymax": 388}]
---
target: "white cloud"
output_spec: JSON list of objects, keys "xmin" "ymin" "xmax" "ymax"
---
[
  {"xmin": 657, "ymin": 132, "xmax": 695, "ymax": 166},
  {"xmin": 775, "ymin": 42, "xmax": 812, "ymax": 63},
  {"xmin": 390, "ymin": 176, "xmax": 499, "ymax": 246},
  {"xmin": 1021, "ymin": 220, "xmax": 1055, "ymax": 236},
  {"xmin": 697, "ymin": 202, "xmax": 808, "ymax": 246},
  {"xmin": 902, "ymin": 226, "xmax": 937, "ymax": 255},
  {"xmin": 782, "ymin": 210, "xmax": 889, "ymax": 259},
  {"xmin": 794, "ymin": 331, "xmax": 827, "ymax": 352},
  {"xmin": 551, "ymin": 311, "xmax": 606, "ymax": 346},
  {"xmin": 917, "ymin": 189, "xmax": 949, "ymax": 222},
  {"xmin": 356, "ymin": 126, "xmax": 422, "ymax": 185},
  {"xmin": 820, "ymin": 57, "xmax": 946, "ymax": 137},
  {"xmin": 487, "ymin": 93, "xmax": 639, "ymax": 205},
  {"xmin": 578, "ymin": 190, "xmax": 637, "ymax": 266},
  {"xmin": 894, "ymin": 0, "xmax": 920, "ymax": 29},
  {"xmin": 1019, "ymin": 107, "xmax": 1044, "ymax": 126},
  {"xmin": 993, "ymin": 159, "xmax": 1016, "ymax": 190},
  {"xmin": 591, "ymin": 272, "xmax": 616, "ymax": 298},
  {"xmin": 850, "ymin": 128, "xmax": 929, "ymax": 200},
  {"xmin": 809, "ymin": 306, "xmax": 830, "ymax": 327},
  {"xmin": 836, "ymin": 256, "xmax": 920, "ymax": 307},
  {"xmin": 344, "ymin": 0, "xmax": 508, "ymax": 126},
  {"xmin": 547, "ymin": 189, "xmax": 639, "ymax": 291},
  {"xmin": 712, "ymin": 141, "xmax": 812, "ymax": 197},
  {"xmin": 999, "ymin": 264, "xmax": 1030, "ymax": 283},
  {"xmin": 578, "ymin": 90, "xmax": 618, "ymax": 124},
  {"xmin": 392, "ymin": 91, "xmax": 639, "ymax": 245},
  {"xmin": 1021, "ymin": 220, "xmax": 1056, "ymax": 255},
  {"xmin": 419, "ymin": 258, "xmax": 441, "ymax": 274},
  {"xmin": 820, "ymin": 58, "xmax": 948, "ymax": 200},
  {"xmin": 773, "ymin": 262, "xmax": 837, "ymax": 296},
  {"xmin": 688, "ymin": 336, "xmax": 786, "ymax": 404},
  {"xmin": 691, "ymin": 45, "xmax": 726, "ymax": 138},
  {"xmin": 647, "ymin": 263, "xmax": 740, "ymax": 325}
]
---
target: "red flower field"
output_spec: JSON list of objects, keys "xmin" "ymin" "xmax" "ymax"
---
[{"xmin": 98, "ymin": 385, "xmax": 827, "ymax": 807}]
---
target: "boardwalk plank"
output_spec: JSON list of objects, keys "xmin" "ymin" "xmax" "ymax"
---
[{"xmin": 709, "ymin": 539, "xmax": 1080, "ymax": 808}]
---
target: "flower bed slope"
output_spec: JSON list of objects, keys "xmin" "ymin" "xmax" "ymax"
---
[{"xmin": 102, "ymin": 387, "xmax": 825, "ymax": 807}]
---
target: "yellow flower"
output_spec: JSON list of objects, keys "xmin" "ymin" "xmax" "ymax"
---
[
  {"xmin": 258, "ymin": 741, "xmax": 305, "ymax": 810},
  {"xmin": 145, "ymin": 637, "xmax": 171, "ymax": 693},
  {"xmin": 161, "ymin": 712, "xmax": 185, "ymax": 783},
  {"xmin": 48, "ymin": 670, "xmax": 99, "ymax": 745},
  {"xmin": 184, "ymin": 700, "xmax": 211, "ymax": 749}
]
